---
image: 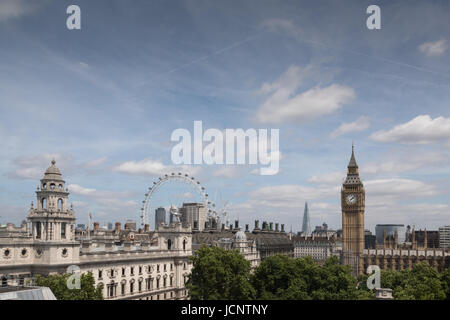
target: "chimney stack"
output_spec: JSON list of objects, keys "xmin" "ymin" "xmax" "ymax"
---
[
  {"xmin": 245, "ymin": 224, "xmax": 249, "ymax": 232},
  {"xmin": 93, "ymin": 222, "xmax": 99, "ymax": 231},
  {"xmin": 144, "ymin": 224, "xmax": 150, "ymax": 232},
  {"xmin": 269, "ymin": 222, "xmax": 273, "ymax": 231},
  {"xmin": 254, "ymin": 220, "xmax": 260, "ymax": 230},
  {"xmin": 281, "ymin": 224, "xmax": 285, "ymax": 232},
  {"xmin": 234, "ymin": 220, "xmax": 239, "ymax": 230},
  {"xmin": 115, "ymin": 222, "xmax": 121, "ymax": 233},
  {"xmin": 275, "ymin": 223, "xmax": 279, "ymax": 232}
]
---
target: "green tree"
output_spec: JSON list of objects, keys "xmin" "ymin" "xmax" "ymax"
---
[
  {"xmin": 440, "ymin": 267, "xmax": 450, "ymax": 299},
  {"xmin": 390, "ymin": 262, "xmax": 446, "ymax": 300},
  {"xmin": 35, "ymin": 272, "xmax": 103, "ymax": 300},
  {"xmin": 186, "ymin": 245, "xmax": 255, "ymax": 300},
  {"xmin": 251, "ymin": 255, "xmax": 373, "ymax": 300}
]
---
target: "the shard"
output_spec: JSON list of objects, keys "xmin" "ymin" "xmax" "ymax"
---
[{"xmin": 301, "ymin": 201, "xmax": 311, "ymax": 235}]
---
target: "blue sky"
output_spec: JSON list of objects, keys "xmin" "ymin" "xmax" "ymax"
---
[{"xmin": 1, "ymin": 0, "xmax": 450, "ymax": 232}]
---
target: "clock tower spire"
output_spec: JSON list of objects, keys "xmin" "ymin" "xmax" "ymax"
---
[{"xmin": 341, "ymin": 144, "xmax": 365, "ymax": 275}]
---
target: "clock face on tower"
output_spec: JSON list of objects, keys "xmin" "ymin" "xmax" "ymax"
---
[{"xmin": 345, "ymin": 194, "xmax": 357, "ymax": 205}]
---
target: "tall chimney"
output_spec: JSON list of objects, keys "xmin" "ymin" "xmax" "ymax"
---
[
  {"xmin": 269, "ymin": 222, "xmax": 273, "ymax": 231},
  {"xmin": 245, "ymin": 224, "xmax": 249, "ymax": 232},
  {"xmin": 93, "ymin": 222, "xmax": 99, "ymax": 231},
  {"xmin": 424, "ymin": 229, "xmax": 428, "ymax": 249},
  {"xmin": 235, "ymin": 220, "xmax": 239, "ymax": 230},
  {"xmin": 144, "ymin": 224, "xmax": 150, "ymax": 232},
  {"xmin": 254, "ymin": 220, "xmax": 259, "ymax": 230},
  {"xmin": 275, "ymin": 223, "xmax": 279, "ymax": 232},
  {"xmin": 281, "ymin": 224, "xmax": 285, "ymax": 232},
  {"xmin": 115, "ymin": 222, "xmax": 121, "ymax": 233}
]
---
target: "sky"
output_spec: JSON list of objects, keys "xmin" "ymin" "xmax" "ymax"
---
[{"xmin": 0, "ymin": 0, "xmax": 450, "ymax": 233}]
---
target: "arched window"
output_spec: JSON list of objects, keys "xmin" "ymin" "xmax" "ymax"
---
[
  {"xmin": 57, "ymin": 199, "xmax": 63, "ymax": 211},
  {"xmin": 50, "ymin": 183, "xmax": 56, "ymax": 190},
  {"xmin": 167, "ymin": 239, "xmax": 172, "ymax": 250},
  {"xmin": 41, "ymin": 198, "xmax": 47, "ymax": 210},
  {"xmin": 183, "ymin": 239, "xmax": 187, "ymax": 251}
]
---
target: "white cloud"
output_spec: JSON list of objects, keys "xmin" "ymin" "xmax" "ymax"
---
[
  {"xmin": 370, "ymin": 115, "xmax": 450, "ymax": 144},
  {"xmin": 365, "ymin": 178, "xmax": 436, "ymax": 206},
  {"xmin": 68, "ymin": 184, "xmax": 97, "ymax": 196},
  {"xmin": 419, "ymin": 39, "xmax": 448, "ymax": 57},
  {"xmin": 0, "ymin": 0, "xmax": 45, "ymax": 22},
  {"xmin": 256, "ymin": 65, "xmax": 355, "ymax": 124},
  {"xmin": 113, "ymin": 159, "xmax": 201, "ymax": 177},
  {"xmin": 212, "ymin": 166, "xmax": 240, "ymax": 178},
  {"xmin": 363, "ymin": 153, "xmax": 446, "ymax": 174},
  {"xmin": 6, "ymin": 153, "xmax": 73, "ymax": 180},
  {"xmin": 307, "ymin": 171, "xmax": 345, "ymax": 185},
  {"xmin": 330, "ymin": 116, "xmax": 370, "ymax": 139},
  {"xmin": 84, "ymin": 157, "xmax": 107, "ymax": 168}
]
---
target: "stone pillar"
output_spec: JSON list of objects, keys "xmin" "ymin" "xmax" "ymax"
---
[
  {"xmin": 105, "ymin": 238, "xmax": 114, "ymax": 252},
  {"xmin": 123, "ymin": 241, "xmax": 132, "ymax": 251},
  {"xmin": 141, "ymin": 241, "xmax": 151, "ymax": 251}
]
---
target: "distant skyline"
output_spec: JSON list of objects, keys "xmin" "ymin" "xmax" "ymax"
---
[{"xmin": 1, "ymin": 0, "xmax": 450, "ymax": 232}]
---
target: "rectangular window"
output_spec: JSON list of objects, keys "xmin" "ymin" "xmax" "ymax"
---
[
  {"xmin": 122, "ymin": 267, "xmax": 125, "ymax": 276},
  {"xmin": 98, "ymin": 270, "xmax": 102, "ymax": 279},
  {"xmin": 61, "ymin": 222, "xmax": 66, "ymax": 239},
  {"xmin": 139, "ymin": 266, "xmax": 142, "ymax": 274},
  {"xmin": 121, "ymin": 283, "xmax": 125, "ymax": 295},
  {"xmin": 130, "ymin": 283, "xmax": 134, "ymax": 293},
  {"xmin": 36, "ymin": 223, "xmax": 41, "ymax": 239},
  {"xmin": 131, "ymin": 267, "xmax": 134, "ymax": 275},
  {"xmin": 138, "ymin": 281, "xmax": 142, "ymax": 292}
]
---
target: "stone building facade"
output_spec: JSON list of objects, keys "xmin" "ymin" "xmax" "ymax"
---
[
  {"xmin": 292, "ymin": 235, "xmax": 339, "ymax": 262},
  {"xmin": 0, "ymin": 161, "xmax": 192, "ymax": 300},
  {"xmin": 192, "ymin": 220, "xmax": 293, "ymax": 263}
]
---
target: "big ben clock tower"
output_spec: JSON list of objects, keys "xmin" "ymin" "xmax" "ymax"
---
[{"xmin": 341, "ymin": 144, "xmax": 365, "ymax": 275}]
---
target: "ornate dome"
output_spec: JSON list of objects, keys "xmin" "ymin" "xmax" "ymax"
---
[
  {"xmin": 43, "ymin": 159, "xmax": 63, "ymax": 181},
  {"xmin": 234, "ymin": 230, "xmax": 247, "ymax": 242}
]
